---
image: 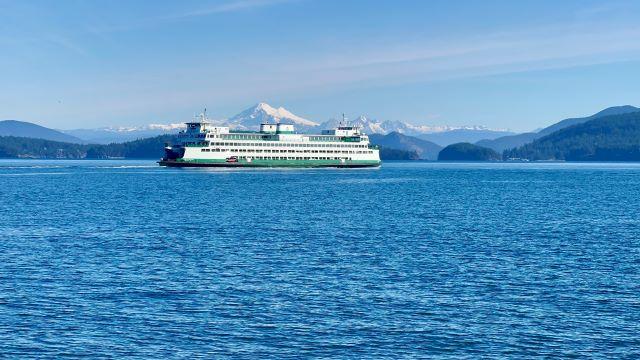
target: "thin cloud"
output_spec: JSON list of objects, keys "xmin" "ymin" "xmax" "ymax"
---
[
  {"xmin": 574, "ymin": 0, "xmax": 638, "ymax": 19},
  {"xmin": 172, "ymin": 0, "xmax": 298, "ymax": 19},
  {"xmin": 90, "ymin": 0, "xmax": 298, "ymax": 33},
  {"xmin": 312, "ymin": 24, "xmax": 640, "ymax": 72},
  {"xmin": 44, "ymin": 34, "xmax": 89, "ymax": 57},
  {"xmin": 282, "ymin": 22, "xmax": 640, "ymax": 90},
  {"xmin": 66, "ymin": 21, "xmax": 640, "ymax": 122}
]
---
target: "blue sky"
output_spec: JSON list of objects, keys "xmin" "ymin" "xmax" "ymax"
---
[{"xmin": 1, "ymin": 0, "xmax": 640, "ymax": 131}]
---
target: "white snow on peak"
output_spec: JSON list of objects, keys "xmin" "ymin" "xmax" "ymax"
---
[
  {"xmin": 225, "ymin": 102, "xmax": 319, "ymax": 129},
  {"xmin": 146, "ymin": 123, "xmax": 187, "ymax": 131},
  {"xmin": 94, "ymin": 123, "xmax": 186, "ymax": 133},
  {"xmin": 319, "ymin": 115, "xmax": 508, "ymax": 136}
]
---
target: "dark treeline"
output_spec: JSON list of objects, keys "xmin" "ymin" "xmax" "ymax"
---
[
  {"xmin": 0, "ymin": 135, "xmax": 174, "ymax": 159},
  {"xmin": 504, "ymin": 112, "xmax": 640, "ymax": 161}
]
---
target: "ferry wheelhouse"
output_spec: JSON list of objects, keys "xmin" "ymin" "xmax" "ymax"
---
[{"xmin": 159, "ymin": 113, "xmax": 381, "ymax": 168}]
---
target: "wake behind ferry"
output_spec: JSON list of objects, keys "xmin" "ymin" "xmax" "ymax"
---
[{"xmin": 159, "ymin": 112, "xmax": 381, "ymax": 168}]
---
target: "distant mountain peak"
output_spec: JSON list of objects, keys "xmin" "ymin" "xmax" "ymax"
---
[
  {"xmin": 0, "ymin": 119, "xmax": 83, "ymax": 143},
  {"xmin": 229, "ymin": 102, "xmax": 319, "ymax": 128},
  {"xmin": 253, "ymin": 102, "xmax": 280, "ymax": 116},
  {"xmin": 352, "ymin": 115, "xmax": 369, "ymax": 122}
]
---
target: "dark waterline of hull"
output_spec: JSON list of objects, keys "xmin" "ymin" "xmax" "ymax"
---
[{"xmin": 158, "ymin": 160, "xmax": 381, "ymax": 168}]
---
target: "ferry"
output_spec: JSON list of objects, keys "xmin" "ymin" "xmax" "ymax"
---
[{"xmin": 159, "ymin": 112, "xmax": 381, "ymax": 168}]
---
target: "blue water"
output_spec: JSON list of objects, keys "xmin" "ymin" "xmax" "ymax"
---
[{"xmin": 1, "ymin": 160, "xmax": 639, "ymax": 358}]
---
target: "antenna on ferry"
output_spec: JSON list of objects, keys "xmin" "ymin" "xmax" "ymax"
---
[{"xmin": 341, "ymin": 113, "xmax": 347, "ymax": 126}]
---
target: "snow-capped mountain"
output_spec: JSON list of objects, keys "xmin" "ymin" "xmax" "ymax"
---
[
  {"xmin": 319, "ymin": 116, "xmax": 386, "ymax": 134},
  {"xmin": 144, "ymin": 123, "xmax": 186, "ymax": 131},
  {"xmin": 223, "ymin": 102, "xmax": 319, "ymax": 131},
  {"xmin": 318, "ymin": 115, "xmax": 514, "ymax": 146},
  {"xmin": 319, "ymin": 115, "xmax": 503, "ymax": 136}
]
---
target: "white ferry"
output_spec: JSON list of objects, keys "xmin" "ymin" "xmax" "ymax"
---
[{"xmin": 159, "ymin": 112, "xmax": 381, "ymax": 168}]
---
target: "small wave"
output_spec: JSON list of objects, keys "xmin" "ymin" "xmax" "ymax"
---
[
  {"xmin": 480, "ymin": 180, "xmax": 555, "ymax": 183},
  {"xmin": 89, "ymin": 165, "xmax": 158, "ymax": 169},
  {"xmin": 0, "ymin": 165, "xmax": 70, "ymax": 169},
  {"xmin": 0, "ymin": 172, "xmax": 72, "ymax": 176},
  {"xmin": 336, "ymin": 178, "xmax": 418, "ymax": 184}
]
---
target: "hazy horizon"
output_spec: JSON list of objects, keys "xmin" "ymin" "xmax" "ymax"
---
[{"xmin": 2, "ymin": 0, "xmax": 640, "ymax": 132}]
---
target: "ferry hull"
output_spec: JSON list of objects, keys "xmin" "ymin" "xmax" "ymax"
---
[{"xmin": 158, "ymin": 159, "xmax": 381, "ymax": 168}]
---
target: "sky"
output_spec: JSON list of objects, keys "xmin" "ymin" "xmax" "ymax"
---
[{"xmin": 1, "ymin": 0, "xmax": 640, "ymax": 132}]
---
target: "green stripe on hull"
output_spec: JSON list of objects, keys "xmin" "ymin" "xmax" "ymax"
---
[{"xmin": 159, "ymin": 158, "xmax": 381, "ymax": 168}]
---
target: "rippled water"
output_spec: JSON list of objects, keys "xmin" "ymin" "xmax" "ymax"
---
[{"xmin": 1, "ymin": 160, "xmax": 639, "ymax": 358}]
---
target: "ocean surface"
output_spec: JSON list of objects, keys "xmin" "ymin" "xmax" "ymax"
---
[{"xmin": 1, "ymin": 160, "xmax": 639, "ymax": 358}]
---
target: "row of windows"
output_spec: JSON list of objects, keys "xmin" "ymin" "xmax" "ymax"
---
[
  {"xmin": 208, "ymin": 142, "xmax": 368, "ymax": 148},
  {"xmin": 216, "ymin": 134, "xmax": 264, "ymax": 140},
  {"xmin": 201, "ymin": 148, "xmax": 374, "ymax": 154},
  {"xmin": 236, "ymin": 156, "xmax": 352, "ymax": 161},
  {"xmin": 308, "ymin": 136, "xmax": 341, "ymax": 141},
  {"xmin": 183, "ymin": 132, "xmax": 364, "ymax": 143},
  {"xmin": 208, "ymin": 134, "xmax": 361, "ymax": 142},
  {"xmin": 215, "ymin": 134, "xmax": 349, "ymax": 141},
  {"xmin": 183, "ymin": 142, "xmax": 373, "ymax": 149}
]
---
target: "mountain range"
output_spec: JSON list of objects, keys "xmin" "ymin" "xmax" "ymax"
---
[
  {"xmin": 318, "ymin": 115, "xmax": 513, "ymax": 146},
  {"xmin": 52, "ymin": 102, "xmax": 513, "ymax": 146}
]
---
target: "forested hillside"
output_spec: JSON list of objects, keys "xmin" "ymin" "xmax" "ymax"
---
[
  {"xmin": 438, "ymin": 143, "xmax": 501, "ymax": 161},
  {"xmin": 0, "ymin": 135, "xmax": 174, "ymax": 159},
  {"xmin": 504, "ymin": 112, "xmax": 640, "ymax": 161}
]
